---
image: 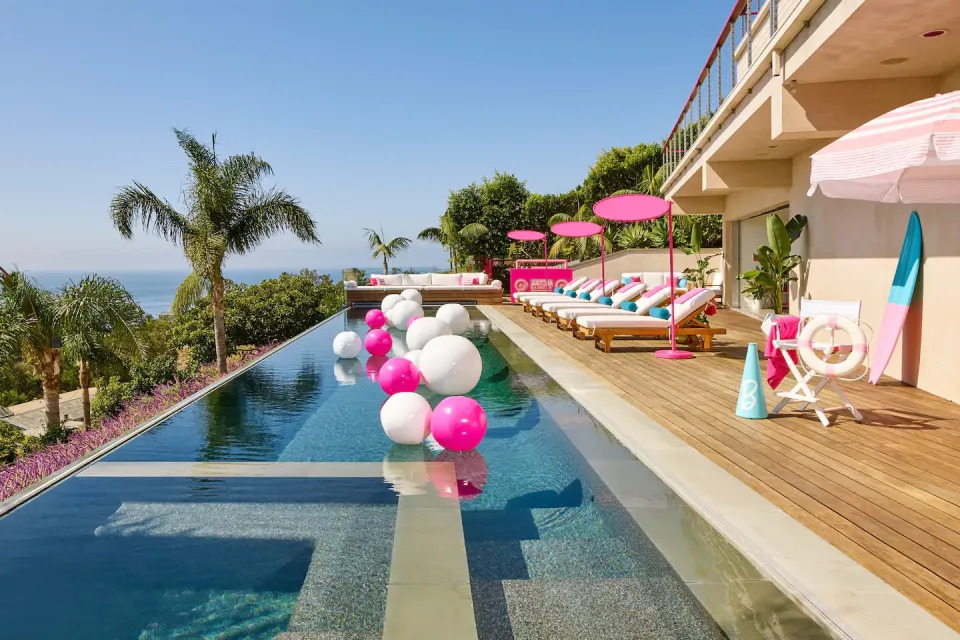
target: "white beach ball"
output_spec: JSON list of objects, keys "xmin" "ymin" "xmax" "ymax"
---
[
  {"xmin": 390, "ymin": 300, "xmax": 424, "ymax": 330},
  {"xmin": 332, "ymin": 331, "xmax": 363, "ymax": 359},
  {"xmin": 380, "ymin": 392, "xmax": 433, "ymax": 445},
  {"xmin": 382, "ymin": 294, "xmax": 404, "ymax": 312},
  {"xmin": 333, "ymin": 358, "xmax": 363, "ymax": 385},
  {"xmin": 419, "ymin": 335, "xmax": 482, "ymax": 396},
  {"xmin": 436, "ymin": 303, "xmax": 470, "ymax": 335},
  {"xmin": 406, "ymin": 317, "xmax": 453, "ymax": 351},
  {"xmin": 401, "ymin": 288, "xmax": 423, "ymax": 304}
]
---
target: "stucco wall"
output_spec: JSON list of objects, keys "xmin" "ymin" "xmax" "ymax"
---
[
  {"xmin": 791, "ymin": 150, "xmax": 960, "ymax": 403},
  {"xmin": 571, "ymin": 248, "xmax": 723, "ymax": 281}
]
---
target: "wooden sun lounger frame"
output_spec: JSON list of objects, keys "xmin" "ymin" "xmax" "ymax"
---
[
  {"xmin": 564, "ymin": 289, "xmax": 685, "ymax": 335},
  {"xmin": 588, "ymin": 301, "xmax": 727, "ymax": 353}
]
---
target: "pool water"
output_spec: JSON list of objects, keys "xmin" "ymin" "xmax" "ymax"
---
[{"xmin": 0, "ymin": 308, "xmax": 830, "ymax": 639}]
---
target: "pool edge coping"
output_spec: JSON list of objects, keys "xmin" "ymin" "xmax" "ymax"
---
[
  {"xmin": 0, "ymin": 307, "xmax": 348, "ymax": 518},
  {"xmin": 479, "ymin": 304, "xmax": 960, "ymax": 640}
]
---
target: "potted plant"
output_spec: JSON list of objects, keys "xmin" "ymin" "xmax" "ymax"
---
[
  {"xmin": 738, "ymin": 214, "xmax": 807, "ymax": 313},
  {"xmin": 681, "ymin": 219, "xmax": 720, "ymax": 288}
]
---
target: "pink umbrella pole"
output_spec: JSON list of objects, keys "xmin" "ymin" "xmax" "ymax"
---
[
  {"xmin": 600, "ymin": 228, "xmax": 605, "ymax": 290},
  {"xmin": 544, "ymin": 237, "xmax": 548, "ymax": 268},
  {"xmin": 656, "ymin": 203, "xmax": 694, "ymax": 360}
]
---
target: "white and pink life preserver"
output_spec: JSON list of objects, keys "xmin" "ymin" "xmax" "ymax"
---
[{"xmin": 797, "ymin": 315, "xmax": 868, "ymax": 379}]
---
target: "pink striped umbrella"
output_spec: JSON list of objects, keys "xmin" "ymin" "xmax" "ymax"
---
[{"xmin": 808, "ymin": 90, "xmax": 960, "ymax": 203}]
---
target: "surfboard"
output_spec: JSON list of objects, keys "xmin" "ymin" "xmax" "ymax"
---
[{"xmin": 869, "ymin": 211, "xmax": 922, "ymax": 385}]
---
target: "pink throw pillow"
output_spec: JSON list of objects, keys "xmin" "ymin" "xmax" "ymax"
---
[
  {"xmin": 370, "ymin": 278, "xmax": 379, "ymax": 285},
  {"xmin": 472, "ymin": 278, "xmax": 479, "ymax": 285}
]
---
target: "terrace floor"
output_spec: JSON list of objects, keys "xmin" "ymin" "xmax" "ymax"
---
[{"xmin": 496, "ymin": 304, "xmax": 960, "ymax": 633}]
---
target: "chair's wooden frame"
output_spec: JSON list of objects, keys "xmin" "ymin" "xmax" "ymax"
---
[{"xmin": 588, "ymin": 302, "xmax": 726, "ymax": 352}]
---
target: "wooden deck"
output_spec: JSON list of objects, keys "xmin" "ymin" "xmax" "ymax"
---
[{"xmin": 498, "ymin": 304, "xmax": 960, "ymax": 632}]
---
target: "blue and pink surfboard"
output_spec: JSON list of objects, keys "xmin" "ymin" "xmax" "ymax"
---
[{"xmin": 869, "ymin": 211, "xmax": 922, "ymax": 385}]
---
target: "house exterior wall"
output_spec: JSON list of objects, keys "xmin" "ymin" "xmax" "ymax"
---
[{"xmin": 790, "ymin": 151, "xmax": 960, "ymax": 404}]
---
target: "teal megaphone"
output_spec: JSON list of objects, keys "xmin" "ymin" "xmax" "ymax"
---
[{"xmin": 736, "ymin": 342, "xmax": 768, "ymax": 419}]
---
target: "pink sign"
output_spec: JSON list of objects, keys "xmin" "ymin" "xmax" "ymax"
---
[{"xmin": 509, "ymin": 267, "xmax": 573, "ymax": 302}]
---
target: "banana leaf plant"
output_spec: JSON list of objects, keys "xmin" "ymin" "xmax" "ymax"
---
[
  {"xmin": 680, "ymin": 218, "xmax": 720, "ymax": 288},
  {"xmin": 738, "ymin": 214, "xmax": 807, "ymax": 312}
]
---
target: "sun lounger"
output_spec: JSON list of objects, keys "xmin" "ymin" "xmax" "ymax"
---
[
  {"xmin": 521, "ymin": 278, "xmax": 601, "ymax": 313},
  {"xmin": 535, "ymin": 279, "xmax": 621, "ymax": 319},
  {"xmin": 577, "ymin": 288, "xmax": 726, "ymax": 352},
  {"xmin": 564, "ymin": 285, "xmax": 673, "ymax": 333},
  {"xmin": 513, "ymin": 276, "xmax": 587, "ymax": 305},
  {"xmin": 541, "ymin": 280, "xmax": 647, "ymax": 325}
]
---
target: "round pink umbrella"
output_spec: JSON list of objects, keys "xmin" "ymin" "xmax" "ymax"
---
[
  {"xmin": 507, "ymin": 229, "xmax": 547, "ymax": 267},
  {"xmin": 550, "ymin": 220, "xmax": 607, "ymax": 287},
  {"xmin": 593, "ymin": 193, "xmax": 692, "ymax": 360}
]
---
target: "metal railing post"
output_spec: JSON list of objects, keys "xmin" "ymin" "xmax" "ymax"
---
[{"xmin": 771, "ymin": 0, "xmax": 778, "ymax": 37}]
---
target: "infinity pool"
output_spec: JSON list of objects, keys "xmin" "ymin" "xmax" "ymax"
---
[{"xmin": 0, "ymin": 308, "xmax": 829, "ymax": 639}]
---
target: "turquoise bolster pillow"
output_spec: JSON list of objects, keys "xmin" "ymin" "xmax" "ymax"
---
[
  {"xmin": 578, "ymin": 292, "xmax": 591, "ymax": 299},
  {"xmin": 598, "ymin": 296, "xmax": 613, "ymax": 306},
  {"xmin": 650, "ymin": 307, "xmax": 671, "ymax": 320},
  {"xmin": 621, "ymin": 276, "xmax": 632, "ymax": 284},
  {"xmin": 566, "ymin": 290, "xmax": 577, "ymax": 297},
  {"xmin": 678, "ymin": 278, "xmax": 688, "ymax": 288},
  {"xmin": 621, "ymin": 301, "xmax": 638, "ymax": 312},
  {"xmin": 554, "ymin": 287, "xmax": 564, "ymax": 293}
]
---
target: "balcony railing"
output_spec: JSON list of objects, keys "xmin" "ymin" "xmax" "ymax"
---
[{"xmin": 662, "ymin": 0, "xmax": 800, "ymax": 186}]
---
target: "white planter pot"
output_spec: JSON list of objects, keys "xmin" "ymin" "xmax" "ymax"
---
[{"xmin": 742, "ymin": 297, "xmax": 764, "ymax": 313}]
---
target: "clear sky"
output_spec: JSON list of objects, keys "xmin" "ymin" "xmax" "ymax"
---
[{"xmin": 0, "ymin": 0, "xmax": 732, "ymax": 272}]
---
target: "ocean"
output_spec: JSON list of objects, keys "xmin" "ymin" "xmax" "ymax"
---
[{"xmin": 27, "ymin": 267, "xmax": 440, "ymax": 317}]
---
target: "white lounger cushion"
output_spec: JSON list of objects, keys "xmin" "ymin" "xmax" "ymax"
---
[
  {"xmin": 558, "ymin": 285, "xmax": 671, "ymax": 320},
  {"xmin": 527, "ymin": 279, "xmax": 601, "ymax": 307},
  {"xmin": 542, "ymin": 282, "xmax": 645, "ymax": 314},
  {"xmin": 577, "ymin": 289, "xmax": 715, "ymax": 329}
]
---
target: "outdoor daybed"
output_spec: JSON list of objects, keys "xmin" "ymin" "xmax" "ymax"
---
[{"xmin": 345, "ymin": 272, "xmax": 503, "ymax": 305}]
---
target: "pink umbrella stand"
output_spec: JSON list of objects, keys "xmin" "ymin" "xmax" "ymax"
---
[{"xmin": 593, "ymin": 194, "xmax": 693, "ymax": 360}]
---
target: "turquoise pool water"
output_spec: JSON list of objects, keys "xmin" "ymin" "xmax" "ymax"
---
[{"xmin": 0, "ymin": 309, "xmax": 829, "ymax": 639}]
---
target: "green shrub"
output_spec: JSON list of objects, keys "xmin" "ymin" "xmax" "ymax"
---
[
  {"xmin": 129, "ymin": 355, "xmax": 179, "ymax": 395},
  {"xmin": 91, "ymin": 379, "xmax": 135, "ymax": 423},
  {"xmin": 0, "ymin": 421, "xmax": 27, "ymax": 465}
]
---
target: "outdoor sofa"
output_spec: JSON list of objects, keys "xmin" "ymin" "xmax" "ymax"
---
[{"xmin": 345, "ymin": 272, "xmax": 503, "ymax": 305}]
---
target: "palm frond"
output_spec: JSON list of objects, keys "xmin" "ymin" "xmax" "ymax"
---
[
  {"xmin": 174, "ymin": 128, "xmax": 215, "ymax": 168},
  {"xmin": 418, "ymin": 227, "xmax": 443, "ymax": 243},
  {"xmin": 227, "ymin": 189, "xmax": 319, "ymax": 254},
  {"xmin": 221, "ymin": 153, "xmax": 273, "ymax": 194},
  {"xmin": 57, "ymin": 275, "xmax": 145, "ymax": 360},
  {"xmin": 171, "ymin": 272, "xmax": 210, "ymax": 315},
  {"xmin": 386, "ymin": 236, "xmax": 412, "ymax": 254},
  {"xmin": 547, "ymin": 212, "xmax": 572, "ymax": 227},
  {"xmin": 110, "ymin": 182, "xmax": 191, "ymax": 244},
  {"xmin": 458, "ymin": 223, "xmax": 489, "ymax": 241}
]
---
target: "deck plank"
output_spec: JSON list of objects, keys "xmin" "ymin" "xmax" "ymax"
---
[{"xmin": 496, "ymin": 305, "xmax": 960, "ymax": 632}]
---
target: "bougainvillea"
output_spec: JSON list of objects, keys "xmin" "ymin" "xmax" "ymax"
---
[{"xmin": 0, "ymin": 343, "xmax": 277, "ymax": 502}]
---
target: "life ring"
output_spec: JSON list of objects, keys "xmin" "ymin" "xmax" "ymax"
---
[{"xmin": 797, "ymin": 315, "xmax": 868, "ymax": 378}]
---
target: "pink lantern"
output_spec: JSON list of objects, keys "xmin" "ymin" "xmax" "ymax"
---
[
  {"xmin": 378, "ymin": 357, "xmax": 421, "ymax": 395},
  {"xmin": 364, "ymin": 328, "xmax": 393, "ymax": 356},
  {"xmin": 430, "ymin": 396, "xmax": 487, "ymax": 451},
  {"xmin": 366, "ymin": 309, "xmax": 386, "ymax": 329},
  {"xmin": 364, "ymin": 355, "xmax": 388, "ymax": 381}
]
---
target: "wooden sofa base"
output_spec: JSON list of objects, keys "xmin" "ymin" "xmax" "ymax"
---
[{"xmin": 347, "ymin": 288, "xmax": 502, "ymax": 306}]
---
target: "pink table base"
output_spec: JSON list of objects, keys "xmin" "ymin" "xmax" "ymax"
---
[{"xmin": 509, "ymin": 268, "xmax": 573, "ymax": 302}]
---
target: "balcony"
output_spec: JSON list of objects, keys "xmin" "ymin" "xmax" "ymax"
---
[{"xmin": 662, "ymin": 0, "xmax": 807, "ymax": 190}]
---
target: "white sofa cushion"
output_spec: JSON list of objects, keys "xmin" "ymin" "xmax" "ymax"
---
[
  {"xmin": 402, "ymin": 273, "xmax": 432, "ymax": 286},
  {"xmin": 459, "ymin": 272, "xmax": 489, "ymax": 285},
  {"xmin": 431, "ymin": 273, "xmax": 462, "ymax": 286},
  {"xmin": 380, "ymin": 274, "xmax": 403, "ymax": 286}
]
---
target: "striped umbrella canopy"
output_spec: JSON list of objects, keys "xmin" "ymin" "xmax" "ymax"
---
[{"xmin": 808, "ymin": 90, "xmax": 960, "ymax": 203}]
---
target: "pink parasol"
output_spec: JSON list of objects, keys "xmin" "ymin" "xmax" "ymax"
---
[
  {"xmin": 507, "ymin": 229, "xmax": 548, "ymax": 267},
  {"xmin": 593, "ymin": 194, "xmax": 692, "ymax": 360},
  {"xmin": 550, "ymin": 221, "xmax": 607, "ymax": 286}
]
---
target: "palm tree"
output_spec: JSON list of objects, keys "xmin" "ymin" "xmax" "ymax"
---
[
  {"xmin": 58, "ymin": 276, "xmax": 144, "ymax": 428},
  {"xmin": 364, "ymin": 226, "xmax": 412, "ymax": 274},
  {"xmin": 111, "ymin": 129, "xmax": 319, "ymax": 373},
  {"xmin": 638, "ymin": 163, "xmax": 665, "ymax": 197},
  {"xmin": 0, "ymin": 268, "xmax": 61, "ymax": 429},
  {"xmin": 547, "ymin": 204, "xmax": 612, "ymax": 261},
  {"xmin": 418, "ymin": 213, "xmax": 488, "ymax": 270}
]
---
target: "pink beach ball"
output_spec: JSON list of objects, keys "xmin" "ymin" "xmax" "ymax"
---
[
  {"xmin": 366, "ymin": 309, "xmax": 386, "ymax": 329},
  {"xmin": 378, "ymin": 357, "xmax": 421, "ymax": 395},
  {"xmin": 430, "ymin": 396, "xmax": 488, "ymax": 451},
  {"xmin": 365, "ymin": 329, "xmax": 393, "ymax": 356}
]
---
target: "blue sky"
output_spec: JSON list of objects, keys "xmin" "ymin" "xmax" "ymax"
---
[{"xmin": 0, "ymin": 0, "xmax": 732, "ymax": 271}]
